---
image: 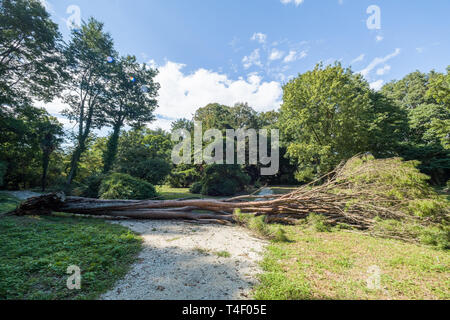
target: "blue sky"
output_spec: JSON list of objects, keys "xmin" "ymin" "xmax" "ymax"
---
[{"xmin": 39, "ymin": 0, "xmax": 450, "ymax": 131}]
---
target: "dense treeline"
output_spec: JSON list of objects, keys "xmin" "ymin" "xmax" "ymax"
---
[{"xmin": 0, "ymin": 0, "xmax": 449, "ymax": 197}]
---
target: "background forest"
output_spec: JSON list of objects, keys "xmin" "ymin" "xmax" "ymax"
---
[{"xmin": 1, "ymin": 0, "xmax": 449, "ymax": 199}]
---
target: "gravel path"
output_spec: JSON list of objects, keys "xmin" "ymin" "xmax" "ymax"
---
[
  {"xmin": 101, "ymin": 220, "xmax": 267, "ymax": 300},
  {"xmin": 3, "ymin": 191, "xmax": 41, "ymax": 200}
]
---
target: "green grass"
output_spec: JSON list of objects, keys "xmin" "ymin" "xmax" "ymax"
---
[
  {"xmin": 253, "ymin": 223, "xmax": 450, "ymax": 300},
  {"xmin": 0, "ymin": 193, "xmax": 143, "ymax": 300},
  {"xmin": 0, "ymin": 193, "xmax": 20, "ymax": 213},
  {"xmin": 156, "ymin": 186, "xmax": 223, "ymax": 200},
  {"xmin": 215, "ymin": 251, "xmax": 231, "ymax": 258}
]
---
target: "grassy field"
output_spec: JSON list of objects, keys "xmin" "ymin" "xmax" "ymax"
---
[
  {"xmin": 0, "ymin": 193, "xmax": 142, "ymax": 300},
  {"xmin": 1, "ymin": 188, "xmax": 448, "ymax": 300},
  {"xmin": 253, "ymin": 222, "xmax": 450, "ymax": 300}
]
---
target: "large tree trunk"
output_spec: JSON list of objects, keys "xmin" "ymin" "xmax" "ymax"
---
[{"xmin": 41, "ymin": 151, "xmax": 50, "ymax": 192}]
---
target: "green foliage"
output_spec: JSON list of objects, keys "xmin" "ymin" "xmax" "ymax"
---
[
  {"xmin": 74, "ymin": 174, "xmax": 106, "ymax": 198},
  {"xmin": 215, "ymin": 251, "xmax": 231, "ymax": 258},
  {"xmin": 0, "ymin": 106, "xmax": 65, "ymax": 190},
  {"xmin": 199, "ymin": 164, "xmax": 250, "ymax": 196},
  {"xmin": 114, "ymin": 128, "xmax": 173, "ymax": 185},
  {"xmin": 372, "ymin": 219, "xmax": 449, "ymax": 250},
  {"xmin": 189, "ymin": 182, "xmax": 202, "ymax": 194},
  {"xmin": 381, "ymin": 69, "xmax": 450, "ymax": 185},
  {"xmin": 338, "ymin": 155, "xmax": 449, "ymax": 220},
  {"xmin": 167, "ymin": 167, "xmax": 201, "ymax": 188},
  {"xmin": 0, "ymin": 214, "xmax": 142, "ymax": 299},
  {"xmin": 62, "ymin": 18, "xmax": 117, "ymax": 185},
  {"xmin": 0, "ymin": 0, "xmax": 66, "ymax": 108},
  {"xmin": 0, "ymin": 162, "xmax": 7, "ymax": 187},
  {"xmin": 233, "ymin": 210, "xmax": 289, "ymax": 241},
  {"xmin": 0, "ymin": 193, "xmax": 20, "ymax": 213},
  {"xmin": 280, "ymin": 63, "xmax": 407, "ymax": 182},
  {"xmin": 101, "ymin": 55, "xmax": 160, "ymax": 173},
  {"xmin": 307, "ymin": 213, "xmax": 332, "ymax": 232},
  {"xmin": 99, "ymin": 173, "xmax": 158, "ymax": 200},
  {"xmin": 273, "ymin": 227, "xmax": 290, "ymax": 243}
]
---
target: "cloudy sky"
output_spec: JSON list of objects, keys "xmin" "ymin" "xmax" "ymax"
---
[{"xmin": 39, "ymin": 0, "xmax": 450, "ymax": 133}]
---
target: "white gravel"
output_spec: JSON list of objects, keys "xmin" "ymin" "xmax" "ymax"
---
[{"xmin": 101, "ymin": 220, "xmax": 267, "ymax": 300}]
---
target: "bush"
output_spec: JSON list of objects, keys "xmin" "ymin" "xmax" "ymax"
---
[
  {"xmin": 307, "ymin": 213, "xmax": 332, "ymax": 232},
  {"xmin": 73, "ymin": 174, "xmax": 106, "ymax": 198},
  {"xmin": 167, "ymin": 167, "xmax": 201, "ymax": 188},
  {"xmin": 0, "ymin": 161, "xmax": 7, "ymax": 187},
  {"xmin": 199, "ymin": 164, "xmax": 250, "ymax": 196},
  {"xmin": 189, "ymin": 182, "xmax": 202, "ymax": 194},
  {"xmin": 99, "ymin": 173, "xmax": 158, "ymax": 200},
  {"xmin": 117, "ymin": 158, "xmax": 172, "ymax": 186}
]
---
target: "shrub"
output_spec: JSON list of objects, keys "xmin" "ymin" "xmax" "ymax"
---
[
  {"xmin": 200, "ymin": 164, "xmax": 250, "ymax": 196},
  {"xmin": 372, "ymin": 218, "xmax": 449, "ymax": 250},
  {"xmin": 73, "ymin": 174, "xmax": 106, "ymax": 198},
  {"xmin": 307, "ymin": 213, "xmax": 332, "ymax": 232},
  {"xmin": 99, "ymin": 173, "xmax": 158, "ymax": 200},
  {"xmin": 189, "ymin": 182, "xmax": 202, "ymax": 194},
  {"xmin": 167, "ymin": 168, "xmax": 201, "ymax": 188},
  {"xmin": 117, "ymin": 158, "xmax": 172, "ymax": 186}
]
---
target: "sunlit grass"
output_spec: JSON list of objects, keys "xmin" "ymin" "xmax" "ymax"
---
[
  {"xmin": 254, "ymin": 223, "xmax": 450, "ymax": 300},
  {"xmin": 0, "ymin": 192, "xmax": 142, "ymax": 300}
]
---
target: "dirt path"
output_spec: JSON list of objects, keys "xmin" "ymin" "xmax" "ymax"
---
[
  {"xmin": 101, "ymin": 220, "xmax": 267, "ymax": 300},
  {"xmin": 3, "ymin": 191, "xmax": 41, "ymax": 200}
]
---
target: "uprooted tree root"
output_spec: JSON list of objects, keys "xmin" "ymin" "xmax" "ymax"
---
[{"xmin": 8, "ymin": 156, "xmax": 449, "ymax": 233}]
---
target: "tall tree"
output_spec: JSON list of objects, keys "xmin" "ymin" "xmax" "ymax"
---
[
  {"xmin": 0, "ymin": 0, "xmax": 66, "ymax": 138},
  {"xmin": 381, "ymin": 69, "xmax": 450, "ymax": 184},
  {"xmin": 62, "ymin": 18, "xmax": 116, "ymax": 185},
  {"xmin": 102, "ymin": 55, "xmax": 159, "ymax": 173},
  {"xmin": 279, "ymin": 63, "xmax": 406, "ymax": 182},
  {"xmin": 38, "ymin": 116, "xmax": 64, "ymax": 191}
]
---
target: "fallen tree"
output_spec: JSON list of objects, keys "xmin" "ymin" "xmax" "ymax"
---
[{"xmin": 8, "ymin": 156, "xmax": 449, "ymax": 230}]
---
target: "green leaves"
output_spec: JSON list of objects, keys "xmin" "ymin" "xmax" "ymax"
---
[
  {"xmin": 0, "ymin": 0, "xmax": 65, "ymax": 106},
  {"xmin": 280, "ymin": 63, "xmax": 403, "ymax": 182}
]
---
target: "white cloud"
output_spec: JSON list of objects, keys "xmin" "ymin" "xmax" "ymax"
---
[
  {"xmin": 269, "ymin": 48, "xmax": 285, "ymax": 61},
  {"xmin": 242, "ymin": 49, "xmax": 262, "ymax": 69},
  {"xmin": 376, "ymin": 35, "xmax": 384, "ymax": 42},
  {"xmin": 376, "ymin": 65, "xmax": 391, "ymax": 76},
  {"xmin": 149, "ymin": 117, "xmax": 175, "ymax": 132},
  {"xmin": 370, "ymin": 80, "xmax": 384, "ymax": 91},
  {"xmin": 283, "ymin": 50, "xmax": 307, "ymax": 63},
  {"xmin": 36, "ymin": 61, "xmax": 283, "ymax": 135},
  {"xmin": 251, "ymin": 33, "xmax": 267, "ymax": 44},
  {"xmin": 154, "ymin": 61, "xmax": 283, "ymax": 120},
  {"xmin": 416, "ymin": 47, "xmax": 424, "ymax": 54},
  {"xmin": 359, "ymin": 48, "xmax": 401, "ymax": 78},
  {"xmin": 280, "ymin": 0, "xmax": 304, "ymax": 6},
  {"xmin": 351, "ymin": 54, "xmax": 365, "ymax": 64}
]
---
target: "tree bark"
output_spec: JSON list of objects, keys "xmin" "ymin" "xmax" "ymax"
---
[
  {"xmin": 103, "ymin": 121, "xmax": 122, "ymax": 174},
  {"xmin": 41, "ymin": 151, "xmax": 50, "ymax": 192}
]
